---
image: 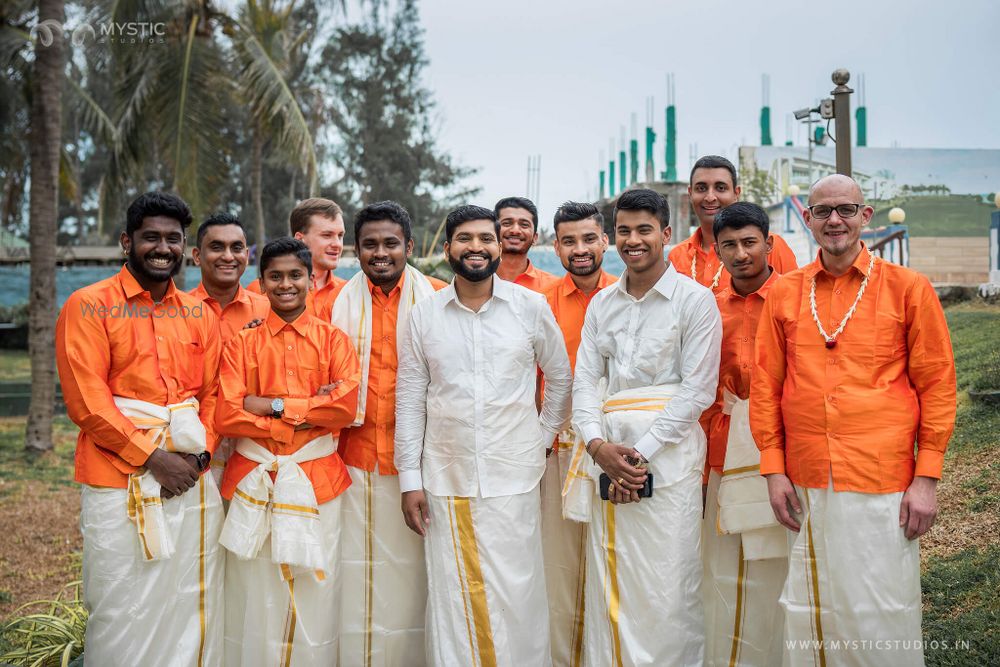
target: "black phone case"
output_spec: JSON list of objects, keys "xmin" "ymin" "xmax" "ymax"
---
[{"xmin": 599, "ymin": 473, "xmax": 654, "ymax": 500}]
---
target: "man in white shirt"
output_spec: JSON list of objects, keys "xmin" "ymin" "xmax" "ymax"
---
[
  {"xmin": 573, "ymin": 188, "xmax": 722, "ymax": 666},
  {"xmin": 395, "ymin": 204, "xmax": 573, "ymax": 667}
]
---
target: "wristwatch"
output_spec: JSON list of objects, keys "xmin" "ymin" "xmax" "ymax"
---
[
  {"xmin": 194, "ymin": 451, "xmax": 211, "ymax": 472},
  {"xmin": 271, "ymin": 397, "xmax": 285, "ymax": 419}
]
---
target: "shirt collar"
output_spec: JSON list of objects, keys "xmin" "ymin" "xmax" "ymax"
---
[
  {"xmin": 558, "ymin": 270, "xmax": 614, "ymax": 297},
  {"xmin": 117, "ymin": 264, "xmax": 178, "ymax": 302},
  {"xmin": 441, "ymin": 275, "xmax": 512, "ymax": 308},
  {"xmin": 191, "ymin": 281, "xmax": 253, "ymax": 306},
  {"xmin": 615, "ymin": 262, "xmax": 678, "ymax": 300},
  {"xmin": 719, "ymin": 265, "xmax": 782, "ymax": 301},
  {"xmin": 265, "ymin": 307, "xmax": 311, "ymax": 336},
  {"xmin": 804, "ymin": 242, "xmax": 873, "ymax": 279},
  {"xmin": 366, "ymin": 275, "xmax": 402, "ymax": 300}
]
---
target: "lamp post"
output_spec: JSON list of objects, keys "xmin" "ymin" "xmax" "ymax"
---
[
  {"xmin": 831, "ymin": 69, "xmax": 854, "ymax": 176},
  {"xmin": 888, "ymin": 207, "xmax": 906, "ymax": 225}
]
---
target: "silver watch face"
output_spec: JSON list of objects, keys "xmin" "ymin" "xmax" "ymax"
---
[{"xmin": 271, "ymin": 398, "xmax": 284, "ymax": 412}]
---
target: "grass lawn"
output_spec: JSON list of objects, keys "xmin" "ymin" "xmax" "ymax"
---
[
  {"xmin": 920, "ymin": 303, "xmax": 1000, "ymax": 665},
  {"xmin": 870, "ymin": 195, "xmax": 994, "ymax": 237},
  {"xmin": 0, "ymin": 350, "xmax": 31, "ymax": 382}
]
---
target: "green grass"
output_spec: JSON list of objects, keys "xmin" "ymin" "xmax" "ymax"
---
[
  {"xmin": 0, "ymin": 350, "xmax": 31, "ymax": 383},
  {"xmin": 0, "ymin": 417, "xmax": 76, "ymax": 496},
  {"xmin": 922, "ymin": 303, "xmax": 1000, "ymax": 666},
  {"xmin": 922, "ymin": 545, "xmax": 1000, "ymax": 665},
  {"xmin": 870, "ymin": 195, "xmax": 994, "ymax": 237}
]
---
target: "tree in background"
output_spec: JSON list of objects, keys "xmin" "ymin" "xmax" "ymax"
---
[
  {"xmin": 25, "ymin": 0, "xmax": 64, "ymax": 453},
  {"xmin": 318, "ymin": 0, "xmax": 478, "ymax": 249}
]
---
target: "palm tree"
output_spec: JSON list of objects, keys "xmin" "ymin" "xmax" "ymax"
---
[
  {"xmin": 228, "ymin": 0, "xmax": 320, "ymax": 246},
  {"xmin": 24, "ymin": 0, "xmax": 64, "ymax": 453}
]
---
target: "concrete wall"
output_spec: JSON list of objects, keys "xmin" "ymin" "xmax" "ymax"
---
[{"xmin": 909, "ymin": 237, "xmax": 989, "ymax": 284}]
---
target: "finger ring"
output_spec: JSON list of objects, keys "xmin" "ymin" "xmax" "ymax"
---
[{"xmin": 617, "ymin": 477, "xmax": 625, "ymax": 486}]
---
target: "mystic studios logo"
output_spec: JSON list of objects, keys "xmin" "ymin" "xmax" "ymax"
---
[{"xmin": 30, "ymin": 20, "xmax": 167, "ymax": 48}]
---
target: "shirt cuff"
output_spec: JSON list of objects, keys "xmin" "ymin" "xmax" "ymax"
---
[
  {"xmin": 269, "ymin": 417, "xmax": 295, "ymax": 444},
  {"xmin": 281, "ymin": 398, "xmax": 309, "ymax": 425},
  {"xmin": 398, "ymin": 469, "xmax": 423, "ymax": 493},
  {"xmin": 633, "ymin": 432, "xmax": 662, "ymax": 461},
  {"xmin": 914, "ymin": 448, "xmax": 945, "ymax": 480},
  {"xmin": 579, "ymin": 422, "xmax": 603, "ymax": 445},
  {"xmin": 121, "ymin": 431, "xmax": 158, "ymax": 467},
  {"xmin": 759, "ymin": 447, "xmax": 786, "ymax": 476}
]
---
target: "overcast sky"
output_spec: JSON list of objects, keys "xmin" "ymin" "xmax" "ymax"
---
[{"xmin": 417, "ymin": 0, "xmax": 1000, "ymax": 230}]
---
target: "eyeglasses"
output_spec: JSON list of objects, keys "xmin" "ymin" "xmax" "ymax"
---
[{"xmin": 808, "ymin": 203, "xmax": 863, "ymax": 220}]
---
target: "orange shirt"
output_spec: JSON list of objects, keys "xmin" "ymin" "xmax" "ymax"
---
[
  {"xmin": 544, "ymin": 271, "xmax": 617, "ymax": 371},
  {"xmin": 56, "ymin": 266, "xmax": 221, "ymax": 488},
  {"xmin": 512, "ymin": 259, "xmax": 559, "ymax": 293},
  {"xmin": 701, "ymin": 269, "xmax": 781, "ymax": 472},
  {"xmin": 216, "ymin": 309, "xmax": 361, "ymax": 503},
  {"xmin": 749, "ymin": 245, "xmax": 957, "ymax": 493},
  {"xmin": 190, "ymin": 282, "xmax": 270, "ymax": 343},
  {"xmin": 668, "ymin": 227, "xmax": 798, "ymax": 292},
  {"xmin": 337, "ymin": 274, "xmax": 447, "ymax": 474},
  {"xmin": 246, "ymin": 272, "xmax": 347, "ymax": 322}
]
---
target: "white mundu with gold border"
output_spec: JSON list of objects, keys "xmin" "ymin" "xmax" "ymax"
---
[
  {"xmin": 781, "ymin": 480, "xmax": 923, "ymax": 667},
  {"xmin": 703, "ymin": 395, "xmax": 787, "ymax": 667},
  {"xmin": 81, "ymin": 397, "xmax": 224, "ymax": 667},
  {"xmin": 338, "ymin": 465, "xmax": 426, "ymax": 666},
  {"xmin": 540, "ymin": 429, "xmax": 587, "ymax": 667},
  {"xmin": 395, "ymin": 277, "xmax": 573, "ymax": 666},
  {"xmin": 572, "ymin": 266, "xmax": 721, "ymax": 667},
  {"xmin": 332, "ymin": 266, "xmax": 435, "ymax": 666},
  {"xmin": 222, "ymin": 434, "xmax": 343, "ymax": 667}
]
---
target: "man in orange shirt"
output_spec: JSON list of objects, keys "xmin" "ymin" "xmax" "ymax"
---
[
  {"xmin": 668, "ymin": 155, "xmax": 798, "ymax": 291},
  {"xmin": 248, "ymin": 197, "xmax": 348, "ymax": 320},
  {"xmin": 495, "ymin": 196, "xmax": 558, "ymax": 292},
  {"xmin": 190, "ymin": 212, "xmax": 270, "ymax": 484},
  {"xmin": 541, "ymin": 201, "xmax": 616, "ymax": 665},
  {"xmin": 750, "ymin": 175, "xmax": 957, "ymax": 666},
  {"xmin": 56, "ymin": 192, "xmax": 224, "ymax": 665},
  {"xmin": 699, "ymin": 202, "xmax": 787, "ymax": 666},
  {"xmin": 331, "ymin": 201, "xmax": 443, "ymax": 666},
  {"xmin": 216, "ymin": 237, "xmax": 361, "ymax": 665}
]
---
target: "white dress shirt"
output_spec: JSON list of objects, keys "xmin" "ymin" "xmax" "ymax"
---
[
  {"xmin": 395, "ymin": 277, "xmax": 572, "ymax": 498},
  {"xmin": 573, "ymin": 263, "xmax": 722, "ymax": 461}
]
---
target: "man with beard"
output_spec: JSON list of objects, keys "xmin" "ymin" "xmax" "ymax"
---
[
  {"xmin": 573, "ymin": 188, "xmax": 721, "ymax": 665},
  {"xmin": 190, "ymin": 212, "xmax": 270, "ymax": 484},
  {"xmin": 248, "ymin": 197, "xmax": 347, "ymax": 320},
  {"xmin": 495, "ymin": 196, "xmax": 558, "ymax": 292},
  {"xmin": 669, "ymin": 155, "xmax": 797, "ymax": 291},
  {"xmin": 56, "ymin": 192, "xmax": 225, "ymax": 665},
  {"xmin": 541, "ymin": 201, "xmax": 617, "ymax": 665},
  {"xmin": 216, "ymin": 237, "xmax": 361, "ymax": 666},
  {"xmin": 395, "ymin": 204, "xmax": 572, "ymax": 666},
  {"xmin": 698, "ymin": 202, "xmax": 787, "ymax": 666},
  {"xmin": 751, "ymin": 175, "xmax": 956, "ymax": 666},
  {"xmin": 331, "ymin": 201, "xmax": 445, "ymax": 666}
]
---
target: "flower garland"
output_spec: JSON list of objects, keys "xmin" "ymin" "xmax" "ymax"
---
[
  {"xmin": 809, "ymin": 251, "xmax": 876, "ymax": 349},
  {"xmin": 691, "ymin": 254, "xmax": 724, "ymax": 290}
]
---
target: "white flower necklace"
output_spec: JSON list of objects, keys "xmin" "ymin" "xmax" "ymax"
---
[
  {"xmin": 691, "ymin": 254, "xmax": 724, "ymax": 290},
  {"xmin": 809, "ymin": 251, "xmax": 876, "ymax": 349}
]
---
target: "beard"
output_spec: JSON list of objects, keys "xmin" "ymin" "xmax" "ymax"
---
[
  {"xmin": 448, "ymin": 251, "xmax": 501, "ymax": 283},
  {"xmin": 565, "ymin": 253, "xmax": 602, "ymax": 277},
  {"xmin": 127, "ymin": 245, "xmax": 182, "ymax": 282}
]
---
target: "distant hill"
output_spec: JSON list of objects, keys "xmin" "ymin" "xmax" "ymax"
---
[{"xmin": 870, "ymin": 195, "xmax": 993, "ymax": 237}]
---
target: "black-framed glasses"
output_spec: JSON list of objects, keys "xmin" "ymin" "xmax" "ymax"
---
[{"xmin": 808, "ymin": 203, "xmax": 863, "ymax": 219}]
